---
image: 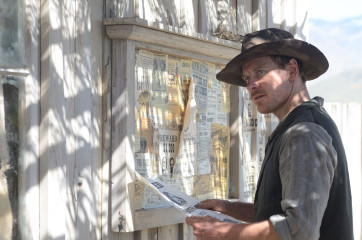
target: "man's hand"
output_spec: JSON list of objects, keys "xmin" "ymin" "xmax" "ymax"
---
[
  {"xmin": 197, "ymin": 199, "xmax": 231, "ymax": 213},
  {"xmin": 198, "ymin": 199, "xmax": 254, "ymax": 222},
  {"xmin": 186, "ymin": 216, "xmax": 240, "ymax": 240},
  {"xmin": 186, "ymin": 216, "xmax": 280, "ymax": 240}
]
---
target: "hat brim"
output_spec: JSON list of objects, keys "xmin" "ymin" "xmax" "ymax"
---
[{"xmin": 216, "ymin": 39, "xmax": 329, "ymax": 87}]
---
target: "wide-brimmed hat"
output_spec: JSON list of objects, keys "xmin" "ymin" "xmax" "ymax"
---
[{"xmin": 216, "ymin": 28, "xmax": 329, "ymax": 87}]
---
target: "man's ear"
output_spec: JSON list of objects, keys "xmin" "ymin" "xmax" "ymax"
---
[{"xmin": 287, "ymin": 59, "xmax": 299, "ymax": 82}]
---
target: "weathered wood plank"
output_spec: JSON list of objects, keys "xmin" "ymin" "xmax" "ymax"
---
[
  {"xmin": 266, "ymin": 0, "xmax": 282, "ymax": 28},
  {"xmin": 39, "ymin": 1, "xmax": 104, "ymax": 239},
  {"xmin": 110, "ymin": 39, "xmax": 137, "ymax": 233},
  {"xmin": 40, "ymin": 1, "xmax": 68, "ymax": 239},
  {"xmin": 135, "ymin": 0, "xmax": 157, "ymax": 23},
  {"xmin": 104, "ymin": 18, "xmax": 240, "ymax": 62},
  {"xmin": 135, "ymin": 0, "xmax": 181, "ymax": 26},
  {"xmin": 159, "ymin": 0, "xmax": 181, "ymax": 27},
  {"xmin": 101, "ymin": 53, "xmax": 117, "ymax": 239},
  {"xmin": 181, "ymin": 223, "xmax": 196, "ymax": 240},
  {"xmin": 324, "ymin": 103, "xmax": 342, "ymax": 131},
  {"xmin": 294, "ymin": 0, "xmax": 308, "ymax": 40},
  {"xmin": 108, "ymin": 0, "xmax": 202, "ymax": 31},
  {"xmin": 17, "ymin": 0, "xmax": 40, "ymax": 238},
  {"xmin": 107, "ymin": 0, "xmax": 182, "ymax": 27},
  {"xmin": 106, "ymin": 0, "xmax": 136, "ymax": 18},
  {"xmin": 236, "ymin": 0, "xmax": 252, "ymax": 35},
  {"xmin": 72, "ymin": 0, "xmax": 103, "ymax": 238},
  {"xmin": 283, "ymin": 0, "xmax": 296, "ymax": 34},
  {"xmin": 180, "ymin": 0, "xmax": 199, "ymax": 33},
  {"xmin": 88, "ymin": 0, "xmax": 105, "ymax": 238},
  {"xmin": 324, "ymin": 103, "xmax": 361, "ymax": 240},
  {"xmin": 62, "ymin": 1, "xmax": 77, "ymax": 239},
  {"xmin": 134, "ymin": 207, "xmax": 185, "ymax": 231},
  {"xmin": 104, "ymin": 40, "xmax": 136, "ymax": 240},
  {"xmin": 134, "ymin": 228, "xmax": 158, "ymax": 240},
  {"xmin": 158, "ymin": 224, "xmax": 180, "ymax": 240},
  {"xmin": 252, "ymin": 0, "xmax": 267, "ymax": 31},
  {"xmin": 212, "ymin": 0, "xmax": 238, "ymax": 34},
  {"xmin": 200, "ymin": 0, "xmax": 238, "ymax": 36},
  {"xmin": 0, "ymin": 82, "xmax": 12, "ymax": 240},
  {"xmin": 340, "ymin": 104, "xmax": 361, "ymax": 240},
  {"xmin": 133, "ymin": 41, "xmax": 230, "ymax": 66},
  {"xmin": 229, "ymin": 84, "xmax": 241, "ymax": 199}
]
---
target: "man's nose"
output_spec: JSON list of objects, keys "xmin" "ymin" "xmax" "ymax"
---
[{"xmin": 247, "ymin": 77, "xmax": 259, "ymax": 92}]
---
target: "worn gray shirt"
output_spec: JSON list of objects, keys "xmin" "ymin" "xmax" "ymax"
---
[{"xmin": 269, "ymin": 122, "xmax": 337, "ymax": 240}]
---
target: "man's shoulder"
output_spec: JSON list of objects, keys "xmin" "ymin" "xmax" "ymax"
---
[{"xmin": 285, "ymin": 121, "xmax": 330, "ymax": 138}]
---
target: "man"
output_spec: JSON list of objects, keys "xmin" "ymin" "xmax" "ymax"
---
[{"xmin": 186, "ymin": 28, "xmax": 354, "ymax": 240}]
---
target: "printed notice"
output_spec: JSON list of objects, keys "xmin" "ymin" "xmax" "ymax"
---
[{"xmin": 134, "ymin": 171, "xmax": 245, "ymax": 224}]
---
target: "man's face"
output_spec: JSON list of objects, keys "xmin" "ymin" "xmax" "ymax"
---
[{"xmin": 242, "ymin": 56, "xmax": 292, "ymax": 118}]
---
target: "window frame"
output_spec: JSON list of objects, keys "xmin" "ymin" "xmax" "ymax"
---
[{"xmin": 0, "ymin": 0, "xmax": 40, "ymax": 239}]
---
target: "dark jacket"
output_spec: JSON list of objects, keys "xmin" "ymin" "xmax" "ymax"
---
[{"xmin": 253, "ymin": 97, "xmax": 354, "ymax": 239}]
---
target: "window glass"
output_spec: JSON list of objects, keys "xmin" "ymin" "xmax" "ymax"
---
[{"xmin": 0, "ymin": 0, "xmax": 25, "ymax": 68}]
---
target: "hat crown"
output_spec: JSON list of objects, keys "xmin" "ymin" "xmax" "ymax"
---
[{"xmin": 242, "ymin": 28, "xmax": 294, "ymax": 52}]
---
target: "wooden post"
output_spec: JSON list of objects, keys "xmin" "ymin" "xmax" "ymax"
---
[{"xmin": 0, "ymin": 82, "xmax": 12, "ymax": 240}]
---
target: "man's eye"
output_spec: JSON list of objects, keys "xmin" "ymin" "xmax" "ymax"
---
[{"xmin": 256, "ymin": 70, "xmax": 265, "ymax": 76}]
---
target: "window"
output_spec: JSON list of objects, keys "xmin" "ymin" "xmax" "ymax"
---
[
  {"xmin": 0, "ymin": 1, "xmax": 27, "ymax": 239},
  {"xmin": 0, "ymin": 0, "xmax": 25, "ymax": 69}
]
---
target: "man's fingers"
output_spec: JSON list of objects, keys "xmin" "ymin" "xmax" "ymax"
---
[
  {"xmin": 186, "ymin": 215, "xmax": 219, "ymax": 226},
  {"xmin": 186, "ymin": 216, "xmax": 205, "ymax": 224},
  {"xmin": 185, "ymin": 216, "xmax": 193, "ymax": 225},
  {"xmin": 197, "ymin": 199, "xmax": 216, "ymax": 209},
  {"xmin": 186, "ymin": 216, "xmax": 201, "ymax": 225}
]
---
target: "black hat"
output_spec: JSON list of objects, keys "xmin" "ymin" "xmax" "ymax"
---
[{"xmin": 216, "ymin": 28, "xmax": 329, "ymax": 87}]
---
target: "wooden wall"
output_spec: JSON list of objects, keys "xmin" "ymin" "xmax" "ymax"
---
[
  {"xmin": 39, "ymin": 0, "xmax": 103, "ymax": 239},
  {"xmin": 104, "ymin": 0, "xmax": 308, "ymax": 37},
  {"xmin": 17, "ymin": 0, "xmax": 336, "ymax": 240},
  {"xmin": 324, "ymin": 103, "xmax": 362, "ymax": 240}
]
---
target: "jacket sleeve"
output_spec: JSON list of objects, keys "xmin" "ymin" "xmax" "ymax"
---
[{"xmin": 269, "ymin": 122, "xmax": 337, "ymax": 240}]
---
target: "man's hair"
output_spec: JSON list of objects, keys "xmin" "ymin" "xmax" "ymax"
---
[{"xmin": 270, "ymin": 55, "xmax": 306, "ymax": 82}]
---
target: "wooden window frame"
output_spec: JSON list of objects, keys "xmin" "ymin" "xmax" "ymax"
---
[
  {"xmin": 104, "ymin": 17, "xmax": 243, "ymax": 232},
  {"xmin": 0, "ymin": 0, "xmax": 40, "ymax": 239}
]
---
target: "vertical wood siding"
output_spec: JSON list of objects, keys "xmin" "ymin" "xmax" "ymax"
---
[
  {"xmin": 324, "ymin": 103, "xmax": 362, "ymax": 240},
  {"xmin": 39, "ymin": 0, "xmax": 103, "ymax": 239}
]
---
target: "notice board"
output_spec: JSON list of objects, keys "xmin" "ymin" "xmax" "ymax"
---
[
  {"xmin": 133, "ymin": 49, "xmax": 230, "ymax": 212},
  {"xmin": 105, "ymin": 18, "xmax": 244, "ymax": 232}
]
